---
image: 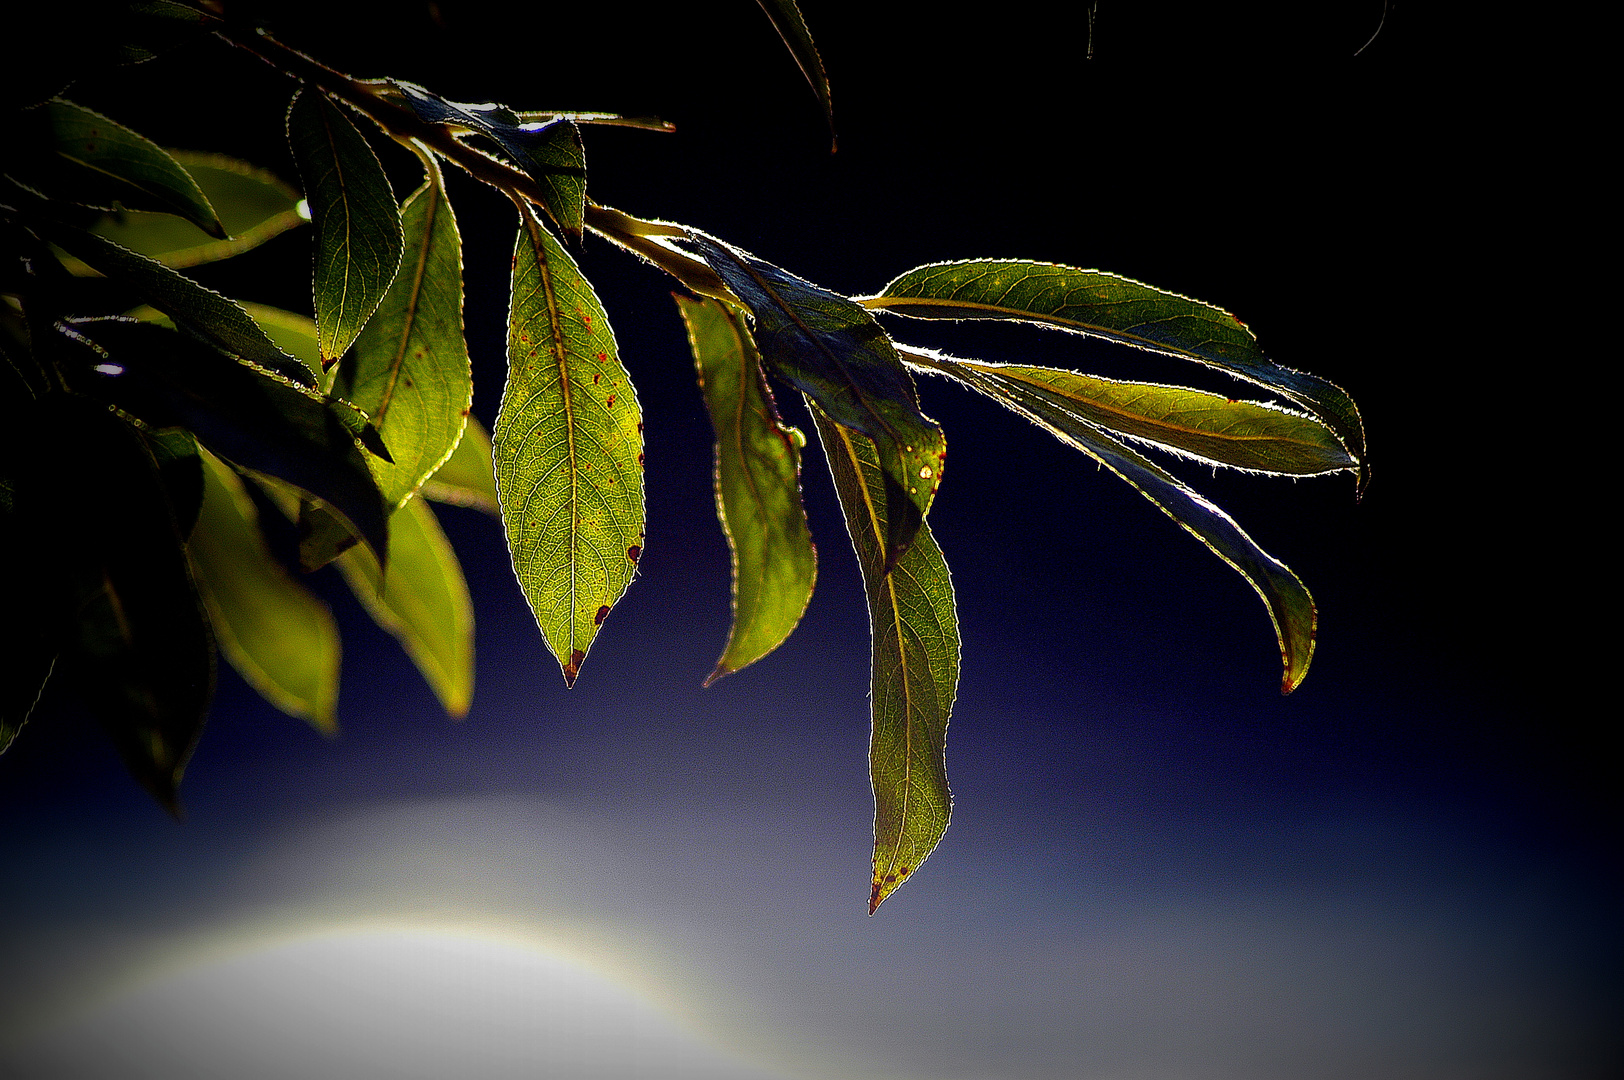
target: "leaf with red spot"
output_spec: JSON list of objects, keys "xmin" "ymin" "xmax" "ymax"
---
[
  {"xmin": 495, "ymin": 203, "xmax": 643, "ymax": 686},
  {"xmin": 808, "ymin": 401, "xmax": 958, "ymax": 914}
]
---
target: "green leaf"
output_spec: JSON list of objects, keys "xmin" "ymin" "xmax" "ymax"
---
[
  {"xmin": 12, "ymin": 395, "xmax": 212, "ymax": 812},
  {"xmin": 25, "ymin": 205, "xmax": 313, "ymax": 386},
  {"xmin": 904, "ymin": 352, "xmax": 1355, "ymax": 477},
  {"xmin": 496, "ymin": 203, "xmax": 644, "ymax": 686},
  {"xmin": 10, "ymin": 99, "xmax": 225, "ymax": 237},
  {"xmin": 335, "ymin": 495, "xmax": 474, "ymax": 718},
  {"xmin": 71, "ymin": 152, "xmax": 306, "ymax": 272},
  {"xmin": 676, "ymin": 294, "xmax": 816, "ymax": 685},
  {"xmin": 190, "ymin": 449, "xmax": 340, "ymax": 734},
  {"xmin": 911, "ymin": 349, "xmax": 1316, "ymax": 693},
  {"xmin": 808, "ymin": 403, "xmax": 958, "ymax": 914},
  {"xmin": 864, "ymin": 259, "xmax": 1366, "ymax": 492},
  {"xmin": 683, "ymin": 230, "xmax": 944, "ymax": 571},
  {"xmin": 393, "ymin": 81, "xmax": 587, "ymax": 241},
  {"xmin": 143, "ymin": 426, "xmax": 204, "ymax": 539},
  {"xmin": 420, "ymin": 413, "xmax": 499, "ymax": 516},
  {"xmin": 753, "ymin": 0, "xmax": 835, "ymax": 145},
  {"xmin": 64, "ymin": 318, "xmax": 390, "ymax": 566},
  {"xmin": 286, "ymin": 88, "xmax": 404, "ymax": 366},
  {"xmin": 332, "ymin": 162, "xmax": 471, "ymax": 509}
]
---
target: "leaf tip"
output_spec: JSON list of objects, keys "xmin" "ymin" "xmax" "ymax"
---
[
  {"xmin": 561, "ymin": 648, "xmax": 585, "ymax": 688},
  {"xmin": 702, "ymin": 663, "xmax": 733, "ymax": 689}
]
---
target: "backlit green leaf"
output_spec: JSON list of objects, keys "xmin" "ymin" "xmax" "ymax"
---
[
  {"xmin": 74, "ymin": 152, "xmax": 306, "ymax": 272},
  {"xmin": 190, "ymin": 449, "xmax": 340, "ymax": 734},
  {"xmin": 240, "ymin": 302, "xmax": 321, "ymax": 380},
  {"xmin": 286, "ymin": 88, "xmax": 404, "ymax": 366},
  {"xmin": 684, "ymin": 230, "xmax": 944, "ymax": 571},
  {"xmin": 11, "ymin": 99, "xmax": 224, "ymax": 237},
  {"xmin": 753, "ymin": 0, "xmax": 835, "ymax": 145},
  {"xmin": 865, "ymin": 259, "xmax": 1365, "ymax": 491},
  {"xmin": 904, "ymin": 352, "xmax": 1355, "ymax": 477},
  {"xmin": 496, "ymin": 203, "xmax": 643, "ymax": 686},
  {"xmin": 394, "ymin": 81, "xmax": 586, "ymax": 241},
  {"xmin": 809, "ymin": 403, "xmax": 957, "ymax": 914},
  {"xmin": 676, "ymin": 294, "xmax": 816, "ymax": 685},
  {"xmin": 333, "ymin": 161, "xmax": 471, "ymax": 509},
  {"xmin": 911, "ymin": 349, "xmax": 1316, "ymax": 693},
  {"xmin": 420, "ymin": 413, "xmax": 499, "ymax": 516},
  {"xmin": 336, "ymin": 495, "xmax": 474, "ymax": 718},
  {"xmin": 64, "ymin": 318, "xmax": 390, "ymax": 566}
]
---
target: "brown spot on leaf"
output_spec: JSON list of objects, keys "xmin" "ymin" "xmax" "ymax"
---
[
  {"xmin": 593, "ymin": 373, "xmax": 601, "ymax": 384},
  {"xmin": 594, "ymin": 605, "xmax": 610, "ymax": 625},
  {"xmin": 563, "ymin": 648, "xmax": 585, "ymax": 686},
  {"xmin": 606, "ymin": 394, "xmax": 616, "ymax": 408},
  {"xmin": 637, "ymin": 452, "xmax": 644, "ymax": 465},
  {"xmin": 626, "ymin": 545, "xmax": 641, "ymax": 564}
]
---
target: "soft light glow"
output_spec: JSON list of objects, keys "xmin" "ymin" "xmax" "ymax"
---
[{"xmin": 3, "ymin": 927, "xmax": 787, "ymax": 1080}]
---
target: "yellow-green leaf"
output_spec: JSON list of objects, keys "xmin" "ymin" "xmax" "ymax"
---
[
  {"xmin": 864, "ymin": 259, "xmax": 1366, "ymax": 492},
  {"xmin": 911, "ymin": 349, "xmax": 1316, "ymax": 692},
  {"xmin": 336, "ymin": 496, "xmax": 474, "ymax": 718},
  {"xmin": 809, "ymin": 402, "xmax": 958, "ymax": 914},
  {"xmin": 189, "ymin": 450, "xmax": 340, "ymax": 734},
  {"xmin": 333, "ymin": 161, "xmax": 471, "ymax": 509},
  {"xmin": 496, "ymin": 204, "xmax": 644, "ymax": 686},
  {"xmin": 676, "ymin": 294, "xmax": 816, "ymax": 685}
]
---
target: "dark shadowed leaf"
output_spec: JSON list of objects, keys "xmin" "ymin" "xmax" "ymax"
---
[
  {"xmin": 865, "ymin": 259, "xmax": 1365, "ymax": 491},
  {"xmin": 809, "ymin": 402, "xmax": 957, "ymax": 914},
  {"xmin": 753, "ymin": 0, "xmax": 834, "ymax": 145},
  {"xmin": 496, "ymin": 204, "xmax": 643, "ymax": 687},
  {"xmin": 336, "ymin": 495, "xmax": 474, "ymax": 718},
  {"xmin": 12, "ymin": 395, "xmax": 212, "ymax": 812},
  {"xmin": 63, "ymin": 318, "xmax": 389, "ymax": 566},
  {"xmin": 68, "ymin": 152, "xmax": 306, "ymax": 272},
  {"xmin": 333, "ymin": 162, "xmax": 471, "ymax": 509},
  {"xmin": 241, "ymin": 302, "xmax": 320, "ymax": 379},
  {"xmin": 393, "ymin": 81, "xmax": 586, "ymax": 241},
  {"xmin": 910, "ymin": 349, "xmax": 1316, "ymax": 693},
  {"xmin": 10, "ymin": 99, "xmax": 224, "ymax": 236},
  {"xmin": 190, "ymin": 449, "xmax": 340, "ymax": 733},
  {"xmin": 684, "ymin": 230, "xmax": 944, "ymax": 570},
  {"xmin": 35, "ymin": 216, "xmax": 314, "ymax": 386},
  {"xmin": 904, "ymin": 351, "xmax": 1355, "ymax": 477},
  {"xmin": 677, "ymin": 294, "xmax": 816, "ymax": 685},
  {"xmin": 143, "ymin": 426, "xmax": 203, "ymax": 538},
  {"xmin": 286, "ymin": 88, "xmax": 403, "ymax": 366},
  {"xmin": 420, "ymin": 413, "xmax": 499, "ymax": 516}
]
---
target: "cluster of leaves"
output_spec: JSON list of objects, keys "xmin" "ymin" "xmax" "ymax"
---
[{"xmin": 1, "ymin": 1, "xmax": 1362, "ymax": 911}]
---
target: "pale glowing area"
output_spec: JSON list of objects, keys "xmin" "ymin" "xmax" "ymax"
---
[{"xmin": 3, "ymin": 926, "xmax": 789, "ymax": 1080}]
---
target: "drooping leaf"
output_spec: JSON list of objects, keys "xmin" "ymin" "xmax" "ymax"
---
[
  {"xmin": 31, "ymin": 212, "xmax": 315, "ymax": 386},
  {"xmin": 393, "ymin": 81, "xmax": 586, "ymax": 241},
  {"xmin": 420, "ymin": 413, "xmax": 499, "ymax": 516},
  {"xmin": 68, "ymin": 152, "xmax": 307, "ymax": 272},
  {"xmin": 336, "ymin": 495, "xmax": 474, "ymax": 718},
  {"xmin": 753, "ymin": 0, "xmax": 835, "ymax": 146},
  {"xmin": 496, "ymin": 203, "xmax": 643, "ymax": 686},
  {"xmin": 809, "ymin": 402, "xmax": 958, "ymax": 914},
  {"xmin": 332, "ymin": 161, "xmax": 471, "ymax": 509},
  {"xmin": 9, "ymin": 99, "xmax": 225, "ymax": 236},
  {"xmin": 63, "ymin": 317, "xmax": 389, "ymax": 566},
  {"xmin": 865, "ymin": 259, "xmax": 1366, "ymax": 491},
  {"xmin": 903, "ymin": 351, "xmax": 1355, "ymax": 477},
  {"xmin": 676, "ymin": 294, "xmax": 816, "ymax": 685},
  {"xmin": 286, "ymin": 88, "xmax": 404, "ymax": 366},
  {"xmin": 683, "ymin": 230, "xmax": 944, "ymax": 571},
  {"xmin": 189, "ymin": 449, "xmax": 340, "ymax": 734},
  {"xmin": 911, "ymin": 349, "xmax": 1316, "ymax": 692},
  {"xmin": 12, "ymin": 395, "xmax": 212, "ymax": 812}
]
